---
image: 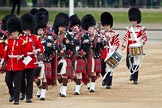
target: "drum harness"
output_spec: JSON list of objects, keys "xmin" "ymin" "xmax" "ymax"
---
[
  {"xmin": 103, "ymin": 34, "xmax": 119, "ymax": 79},
  {"xmin": 129, "ymin": 26, "xmax": 146, "ymax": 75}
]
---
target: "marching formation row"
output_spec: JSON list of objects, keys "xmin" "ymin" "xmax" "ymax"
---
[{"xmin": 0, "ymin": 7, "xmax": 147, "ymax": 105}]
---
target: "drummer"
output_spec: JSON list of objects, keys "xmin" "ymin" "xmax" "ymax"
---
[
  {"xmin": 121, "ymin": 8, "xmax": 147, "ymax": 84},
  {"xmin": 100, "ymin": 12, "xmax": 120, "ymax": 89}
]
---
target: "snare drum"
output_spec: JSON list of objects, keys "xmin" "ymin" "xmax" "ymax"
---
[
  {"xmin": 104, "ymin": 51, "xmax": 122, "ymax": 69},
  {"xmin": 129, "ymin": 43, "xmax": 143, "ymax": 56}
]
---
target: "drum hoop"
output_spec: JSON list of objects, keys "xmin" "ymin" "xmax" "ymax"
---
[{"xmin": 129, "ymin": 43, "xmax": 142, "ymax": 48}]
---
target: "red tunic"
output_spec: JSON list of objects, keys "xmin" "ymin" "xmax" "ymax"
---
[
  {"xmin": 0, "ymin": 40, "xmax": 6, "ymax": 58},
  {"xmin": 20, "ymin": 34, "xmax": 43, "ymax": 69},
  {"xmin": 101, "ymin": 30, "xmax": 120, "ymax": 60},
  {"xmin": 2, "ymin": 37, "xmax": 27, "ymax": 71},
  {"xmin": 122, "ymin": 25, "xmax": 147, "ymax": 52}
]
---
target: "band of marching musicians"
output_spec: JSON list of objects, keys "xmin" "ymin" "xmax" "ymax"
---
[{"xmin": 0, "ymin": 7, "xmax": 147, "ymax": 105}]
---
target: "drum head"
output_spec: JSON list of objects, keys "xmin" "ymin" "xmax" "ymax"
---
[
  {"xmin": 104, "ymin": 51, "xmax": 115, "ymax": 62},
  {"xmin": 129, "ymin": 43, "xmax": 142, "ymax": 48}
]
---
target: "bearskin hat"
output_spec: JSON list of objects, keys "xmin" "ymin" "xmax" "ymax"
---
[
  {"xmin": 7, "ymin": 17, "xmax": 22, "ymax": 34},
  {"xmin": 101, "ymin": 12, "xmax": 113, "ymax": 28},
  {"xmin": 20, "ymin": 13, "xmax": 36, "ymax": 33},
  {"xmin": 35, "ymin": 12, "xmax": 47, "ymax": 31},
  {"xmin": 38, "ymin": 8, "xmax": 49, "ymax": 24},
  {"xmin": 69, "ymin": 14, "xmax": 81, "ymax": 27},
  {"xmin": 1, "ymin": 14, "xmax": 16, "ymax": 30},
  {"xmin": 81, "ymin": 14, "xmax": 96, "ymax": 30},
  {"xmin": 52, "ymin": 13, "xmax": 69, "ymax": 34},
  {"xmin": 128, "ymin": 8, "xmax": 141, "ymax": 24},
  {"xmin": 30, "ymin": 8, "xmax": 38, "ymax": 16}
]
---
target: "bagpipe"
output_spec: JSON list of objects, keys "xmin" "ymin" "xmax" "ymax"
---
[{"xmin": 41, "ymin": 30, "xmax": 59, "ymax": 63}]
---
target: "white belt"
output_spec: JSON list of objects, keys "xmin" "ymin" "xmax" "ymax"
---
[
  {"xmin": 27, "ymin": 52, "xmax": 34, "ymax": 55},
  {"xmin": 128, "ymin": 39, "xmax": 136, "ymax": 41},
  {"xmin": 8, "ymin": 55, "xmax": 19, "ymax": 58}
]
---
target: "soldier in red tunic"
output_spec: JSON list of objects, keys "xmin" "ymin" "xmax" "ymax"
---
[
  {"xmin": 19, "ymin": 13, "xmax": 43, "ymax": 103},
  {"xmin": 0, "ymin": 17, "xmax": 27, "ymax": 105},
  {"xmin": 121, "ymin": 8, "xmax": 147, "ymax": 84},
  {"xmin": 0, "ymin": 14, "xmax": 16, "ymax": 73},
  {"xmin": 100, "ymin": 12, "xmax": 120, "ymax": 89}
]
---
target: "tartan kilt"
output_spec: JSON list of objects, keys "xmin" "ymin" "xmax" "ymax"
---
[
  {"xmin": 71, "ymin": 54, "xmax": 76, "ymax": 67},
  {"xmin": 75, "ymin": 58, "xmax": 86, "ymax": 73},
  {"xmin": 51, "ymin": 55, "xmax": 57, "ymax": 77},
  {"xmin": 50, "ymin": 55, "xmax": 58, "ymax": 85},
  {"xmin": 64, "ymin": 58, "xmax": 74, "ymax": 79},
  {"xmin": 87, "ymin": 57, "xmax": 102, "ymax": 75},
  {"xmin": 44, "ymin": 62, "xmax": 52, "ymax": 79},
  {"xmin": 94, "ymin": 58, "xmax": 102, "ymax": 73}
]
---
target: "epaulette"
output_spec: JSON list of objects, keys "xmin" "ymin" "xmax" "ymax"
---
[
  {"xmin": 20, "ymin": 38, "xmax": 27, "ymax": 45},
  {"xmin": 0, "ymin": 39, "xmax": 3, "ymax": 43},
  {"xmin": 4, "ymin": 39, "xmax": 8, "ymax": 44},
  {"xmin": 36, "ymin": 35, "xmax": 40, "ymax": 41}
]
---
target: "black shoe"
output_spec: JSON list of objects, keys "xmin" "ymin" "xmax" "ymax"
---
[
  {"xmin": 87, "ymin": 87, "xmax": 90, "ymax": 90},
  {"xmin": 40, "ymin": 97, "xmax": 45, "ymax": 101},
  {"xmin": 37, "ymin": 95, "xmax": 40, "ymax": 98},
  {"xmin": 129, "ymin": 75, "xmax": 133, "ymax": 81},
  {"xmin": 20, "ymin": 94, "xmax": 25, "ymax": 100},
  {"xmin": 9, "ymin": 97, "xmax": 14, "ymax": 102},
  {"xmin": 26, "ymin": 98, "xmax": 32, "ymax": 103},
  {"xmin": 106, "ymin": 85, "xmax": 111, "ymax": 89},
  {"xmin": 90, "ymin": 89, "xmax": 95, "ymax": 92},
  {"xmin": 74, "ymin": 92, "xmax": 80, "ymax": 95},
  {"xmin": 102, "ymin": 81, "xmax": 105, "ymax": 86},
  {"xmin": 133, "ymin": 81, "xmax": 138, "ymax": 84},
  {"xmin": 61, "ymin": 94, "xmax": 66, "ymax": 97},
  {"xmin": 14, "ymin": 101, "xmax": 19, "ymax": 105}
]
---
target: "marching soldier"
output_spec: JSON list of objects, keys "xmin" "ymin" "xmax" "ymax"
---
[
  {"xmin": 52, "ymin": 13, "xmax": 74, "ymax": 97},
  {"xmin": 0, "ymin": 30, "xmax": 7, "ymax": 73},
  {"xmin": 0, "ymin": 17, "xmax": 27, "ymax": 105},
  {"xmin": 20, "ymin": 13, "xmax": 43, "ymax": 103},
  {"xmin": 39, "ymin": 8, "xmax": 58, "ymax": 86},
  {"xmin": 121, "ymin": 8, "xmax": 147, "ymax": 84},
  {"xmin": 100, "ymin": 12, "xmax": 120, "ymax": 89},
  {"xmin": 81, "ymin": 14, "xmax": 102, "ymax": 92},
  {"xmin": 0, "ymin": 14, "xmax": 15, "ymax": 73},
  {"xmin": 34, "ymin": 12, "xmax": 50, "ymax": 100},
  {"xmin": 68, "ymin": 14, "xmax": 83, "ymax": 95}
]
